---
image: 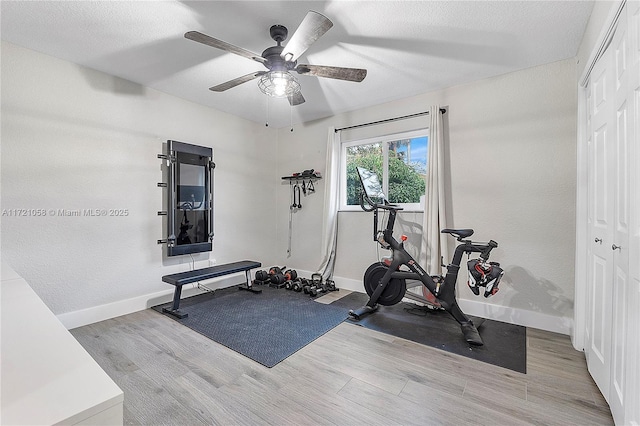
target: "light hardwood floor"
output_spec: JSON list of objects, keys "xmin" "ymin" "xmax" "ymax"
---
[{"xmin": 71, "ymin": 300, "xmax": 613, "ymax": 425}]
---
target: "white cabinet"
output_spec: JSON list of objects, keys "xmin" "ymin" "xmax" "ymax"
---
[{"xmin": 1, "ymin": 263, "xmax": 124, "ymax": 425}]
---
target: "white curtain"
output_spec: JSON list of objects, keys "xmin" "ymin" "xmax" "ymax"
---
[
  {"xmin": 316, "ymin": 127, "xmax": 341, "ymax": 280},
  {"xmin": 421, "ymin": 106, "xmax": 449, "ymax": 274}
]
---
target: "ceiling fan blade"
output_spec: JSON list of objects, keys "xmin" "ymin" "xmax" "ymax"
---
[
  {"xmin": 185, "ymin": 31, "xmax": 266, "ymax": 64},
  {"xmin": 280, "ymin": 11, "xmax": 333, "ymax": 62},
  {"xmin": 288, "ymin": 91, "xmax": 305, "ymax": 106},
  {"xmin": 295, "ymin": 65, "xmax": 367, "ymax": 82},
  {"xmin": 209, "ymin": 71, "xmax": 267, "ymax": 92}
]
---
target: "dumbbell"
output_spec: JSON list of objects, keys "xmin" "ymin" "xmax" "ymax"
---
[
  {"xmin": 309, "ymin": 285, "xmax": 327, "ymax": 297},
  {"xmin": 292, "ymin": 278, "xmax": 306, "ymax": 292},
  {"xmin": 286, "ymin": 276, "xmax": 305, "ymax": 291},
  {"xmin": 270, "ymin": 272, "xmax": 286, "ymax": 285},
  {"xmin": 266, "ymin": 266, "xmax": 286, "ymax": 287},
  {"xmin": 269, "ymin": 266, "xmax": 284, "ymax": 275},
  {"xmin": 284, "ymin": 269, "xmax": 298, "ymax": 281},
  {"xmin": 254, "ymin": 270, "xmax": 270, "ymax": 284}
]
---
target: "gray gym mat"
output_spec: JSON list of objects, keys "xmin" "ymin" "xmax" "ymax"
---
[
  {"xmin": 153, "ymin": 286, "xmax": 349, "ymax": 368},
  {"xmin": 330, "ymin": 292, "xmax": 527, "ymax": 373}
]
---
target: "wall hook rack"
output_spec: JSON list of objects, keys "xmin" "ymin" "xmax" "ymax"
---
[{"xmin": 282, "ymin": 169, "xmax": 322, "ymax": 257}]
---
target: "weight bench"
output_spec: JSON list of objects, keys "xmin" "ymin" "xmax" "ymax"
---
[{"xmin": 161, "ymin": 260, "xmax": 262, "ymax": 319}]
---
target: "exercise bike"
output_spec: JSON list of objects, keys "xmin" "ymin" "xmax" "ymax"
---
[{"xmin": 349, "ymin": 167, "xmax": 504, "ymax": 346}]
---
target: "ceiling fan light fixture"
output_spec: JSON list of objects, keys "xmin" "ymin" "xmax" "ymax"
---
[{"xmin": 258, "ymin": 71, "xmax": 301, "ymax": 98}]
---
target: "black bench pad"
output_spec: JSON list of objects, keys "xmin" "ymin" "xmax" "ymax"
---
[
  {"xmin": 161, "ymin": 260, "xmax": 262, "ymax": 319},
  {"xmin": 162, "ymin": 260, "xmax": 261, "ymax": 287}
]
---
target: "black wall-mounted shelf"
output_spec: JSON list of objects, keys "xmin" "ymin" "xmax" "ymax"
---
[{"xmin": 281, "ymin": 175, "xmax": 322, "ymax": 181}]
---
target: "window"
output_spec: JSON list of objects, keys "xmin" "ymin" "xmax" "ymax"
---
[{"xmin": 340, "ymin": 129, "xmax": 428, "ymax": 211}]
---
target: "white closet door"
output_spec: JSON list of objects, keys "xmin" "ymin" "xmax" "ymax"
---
[
  {"xmin": 586, "ymin": 42, "xmax": 615, "ymax": 399},
  {"xmin": 579, "ymin": 2, "xmax": 639, "ymax": 423},
  {"xmin": 584, "ymin": 3, "xmax": 638, "ymax": 423},
  {"xmin": 609, "ymin": 9, "xmax": 631, "ymax": 420},
  {"xmin": 625, "ymin": 1, "xmax": 640, "ymax": 424}
]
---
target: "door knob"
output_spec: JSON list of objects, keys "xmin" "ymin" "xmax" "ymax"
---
[
  {"xmin": 595, "ymin": 237, "xmax": 602, "ymax": 244},
  {"xmin": 612, "ymin": 244, "xmax": 621, "ymax": 251}
]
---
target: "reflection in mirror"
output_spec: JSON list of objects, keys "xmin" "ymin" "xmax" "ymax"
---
[
  {"xmin": 178, "ymin": 163, "xmax": 205, "ymax": 209},
  {"xmin": 357, "ymin": 167, "xmax": 386, "ymax": 202}
]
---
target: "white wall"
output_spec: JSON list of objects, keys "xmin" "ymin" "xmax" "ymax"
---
[
  {"xmin": 1, "ymin": 41, "xmax": 279, "ymax": 320},
  {"xmin": 276, "ymin": 58, "xmax": 578, "ymax": 334},
  {"xmin": 1, "ymin": 40, "xmax": 580, "ymax": 334}
]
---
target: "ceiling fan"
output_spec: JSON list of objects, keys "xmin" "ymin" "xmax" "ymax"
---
[{"xmin": 184, "ymin": 11, "xmax": 367, "ymax": 106}]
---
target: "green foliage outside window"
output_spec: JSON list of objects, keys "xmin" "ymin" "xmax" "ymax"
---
[{"xmin": 346, "ymin": 141, "xmax": 426, "ymax": 205}]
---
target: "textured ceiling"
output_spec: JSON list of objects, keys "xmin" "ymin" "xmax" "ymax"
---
[{"xmin": 1, "ymin": 1, "xmax": 594, "ymax": 128}]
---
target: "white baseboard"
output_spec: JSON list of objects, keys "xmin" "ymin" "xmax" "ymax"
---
[
  {"xmin": 456, "ymin": 298, "xmax": 572, "ymax": 335},
  {"xmin": 321, "ymin": 272, "xmax": 572, "ymax": 335},
  {"xmin": 57, "ymin": 275, "xmax": 245, "ymax": 330},
  {"xmin": 58, "ymin": 269, "xmax": 572, "ymax": 336}
]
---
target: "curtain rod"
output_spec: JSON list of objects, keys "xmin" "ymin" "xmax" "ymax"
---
[{"xmin": 335, "ymin": 108, "xmax": 446, "ymax": 132}]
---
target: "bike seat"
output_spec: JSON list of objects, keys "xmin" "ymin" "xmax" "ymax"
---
[{"xmin": 441, "ymin": 228, "xmax": 474, "ymax": 239}]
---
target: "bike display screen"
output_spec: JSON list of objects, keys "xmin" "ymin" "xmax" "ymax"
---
[{"xmin": 357, "ymin": 167, "xmax": 386, "ymax": 202}]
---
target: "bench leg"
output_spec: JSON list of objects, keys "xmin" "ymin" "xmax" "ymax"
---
[
  {"xmin": 162, "ymin": 285, "xmax": 189, "ymax": 319},
  {"xmin": 238, "ymin": 270, "xmax": 262, "ymax": 294}
]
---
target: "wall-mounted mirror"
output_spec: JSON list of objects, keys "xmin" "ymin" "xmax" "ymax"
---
[{"xmin": 161, "ymin": 140, "xmax": 214, "ymax": 256}]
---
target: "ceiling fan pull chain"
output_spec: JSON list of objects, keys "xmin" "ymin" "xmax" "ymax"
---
[
  {"xmin": 265, "ymin": 96, "xmax": 269, "ymax": 127},
  {"xmin": 290, "ymin": 104, "xmax": 294, "ymax": 132}
]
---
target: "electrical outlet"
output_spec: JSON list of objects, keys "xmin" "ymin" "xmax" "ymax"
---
[{"xmin": 209, "ymin": 258, "xmax": 216, "ymax": 266}]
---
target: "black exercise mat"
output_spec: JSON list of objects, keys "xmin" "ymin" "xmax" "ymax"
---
[
  {"xmin": 152, "ymin": 286, "xmax": 349, "ymax": 368},
  {"xmin": 331, "ymin": 292, "xmax": 527, "ymax": 373}
]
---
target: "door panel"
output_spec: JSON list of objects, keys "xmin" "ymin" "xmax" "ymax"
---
[
  {"xmin": 586, "ymin": 49, "xmax": 614, "ymax": 398},
  {"xmin": 628, "ymin": 1, "xmax": 639, "ymax": 422},
  {"xmin": 611, "ymin": 267, "xmax": 627, "ymax": 406},
  {"xmin": 621, "ymin": 2, "xmax": 639, "ymax": 423},
  {"xmin": 590, "ymin": 254, "xmax": 610, "ymax": 364},
  {"xmin": 582, "ymin": 3, "xmax": 639, "ymax": 423},
  {"xmin": 610, "ymin": 13, "xmax": 630, "ymax": 422}
]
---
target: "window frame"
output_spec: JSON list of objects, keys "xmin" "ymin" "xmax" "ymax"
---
[{"xmin": 339, "ymin": 128, "xmax": 429, "ymax": 212}]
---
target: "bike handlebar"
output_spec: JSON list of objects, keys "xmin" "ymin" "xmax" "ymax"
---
[
  {"xmin": 456, "ymin": 238, "xmax": 498, "ymax": 261},
  {"xmin": 480, "ymin": 240, "xmax": 498, "ymax": 260},
  {"xmin": 360, "ymin": 193, "xmax": 403, "ymax": 212},
  {"xmin": 377, "ymin": 203, "xmax": 403, "ymax": 211}
]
